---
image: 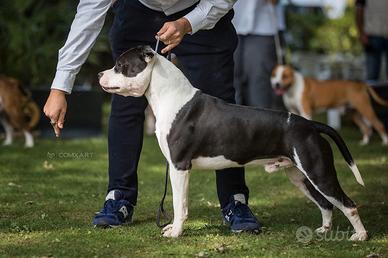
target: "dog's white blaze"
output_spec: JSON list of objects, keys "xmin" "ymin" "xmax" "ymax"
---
[
  {"xmin": 191, "ymin": 155, "xmax": 292, "ymax": 170},
  {"xmin": 293, "ymin": 147, "xmax": 367, "ymax": 238},
  {"xmin": 271, "ymin": 66, "xmax": 284, "ymax": 86}
]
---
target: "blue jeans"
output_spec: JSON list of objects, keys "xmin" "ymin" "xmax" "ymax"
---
[
  {"xmin": 365, "ymin": 35, "xmax": 388, "ymax": 81},
  {"xmin": 107, "ymin": 0, "xmax": 249, "ymax": 208}
]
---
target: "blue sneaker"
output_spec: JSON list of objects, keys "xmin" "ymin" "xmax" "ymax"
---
[
  {"xmin": 222, "ymin": 194, "xmax": 261, "ymax": 233},
  {"xmin": 93, "ymin": 190, "xmax": 134, "ymax": 227}
]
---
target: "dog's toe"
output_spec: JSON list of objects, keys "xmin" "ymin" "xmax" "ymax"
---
[
  {"xmin": 162, "ymin": 225, "xmax": 183, "ymax": 238},
  {"xmin": 162, "ymin": 224, "xmax": 173, "ymax": 233},
  {"xmin": 349, "ymin": 231, "xmax": 368, "ymax": 241},
  {"xmin": 315, "ymin": 226, "xmax": 330, "ymax": 234}
]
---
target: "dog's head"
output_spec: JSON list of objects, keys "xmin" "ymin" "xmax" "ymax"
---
[
  {"xmin": 98, "ymin": 45, "xmax": 156, "ymax": 97},
  {"xmin": 271, "ymin": 65, "xmax": 295, "ymax": 95}
]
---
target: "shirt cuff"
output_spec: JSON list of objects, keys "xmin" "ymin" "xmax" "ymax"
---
[
  {"xmin": 51, "ymin": 70, "xmax": 76, "ymax": 94},
  {"xmin": 184, "ymin": 9, "xmax": 207, "ymax": 34}
]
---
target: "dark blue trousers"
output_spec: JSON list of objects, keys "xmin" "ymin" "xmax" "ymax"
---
[
  {"xmin": 365, "ymin": 36, "xmax": 388, "ymax": 81},
  {"xmin": 108, "ymin": 0, "xmax": 249, "ymax": 208}
]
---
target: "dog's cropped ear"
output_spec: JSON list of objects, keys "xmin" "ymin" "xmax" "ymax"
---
[{"xmin": 143, "ymin": 48, "xmax": 155, "ymax": 63}]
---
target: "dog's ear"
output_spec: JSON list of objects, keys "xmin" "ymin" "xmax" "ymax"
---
[{"xmin": 143, "ymin": 48, "xmax": 155, "ymax": 63}]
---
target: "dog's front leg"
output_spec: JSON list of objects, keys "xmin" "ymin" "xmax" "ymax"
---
[{"xmin": 162, "ymin": 165, "xmax": 190, "ymax": 238}]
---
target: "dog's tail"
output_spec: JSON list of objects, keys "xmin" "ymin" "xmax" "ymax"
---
[
  {"xmin": 367, "ymin": 85, "xmax": 388, "ymax": 107},
  {"xmin": 24, "ymin": 101, "xmax": 40, "ymax": 130},
  {"xmin": 312, "ymin": 121, "xmax": 365, "ymax": 187}
]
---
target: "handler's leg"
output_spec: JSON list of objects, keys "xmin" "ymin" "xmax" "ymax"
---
[
  {"xmin": 94, "ymin": 0, "xmax": 165, "ymax": 227},
  {"xmin": 173, "ymin": 10, "xmax": 260, "ymax": 232}
]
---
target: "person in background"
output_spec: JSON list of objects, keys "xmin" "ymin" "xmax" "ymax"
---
[
  {"xmin": 233, "ymin": 0, "xmax": 280, "ymax": 108},
  {"xmin": 43, "ymin": 0, "xmax": 261, "ymax": 233},
  {"xmin": 356, "ymin": 0, "xmax": 388, "ymax": 82}
]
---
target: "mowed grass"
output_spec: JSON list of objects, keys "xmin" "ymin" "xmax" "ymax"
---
[{"xmin": 0, "ymin": 113, "xmax": 387, "ymax": 257}]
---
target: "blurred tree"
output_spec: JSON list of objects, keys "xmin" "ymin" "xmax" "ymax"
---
[
  {"xmin": 0, "ymin": 0, "xmax": 112, "ymax": 88},
  {"xmin": 286, "ymin": 4, "xmax": 362, "ymax": 55}
]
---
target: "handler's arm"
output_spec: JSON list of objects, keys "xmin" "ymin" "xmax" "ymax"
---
[
  {"xmin": 158, "ymin": 0, "xmax": 237, "ymax": 53},
  {"xmin": 52, "ymin": 0, "xmax": 112, "ymax": 94},
  {"xmin": 44, "ymin": 0, "xmax": 111, "ymax": 137},
  {"xmin": 184, "ymin": 0, "xmax": 237, "ymax": 34}
]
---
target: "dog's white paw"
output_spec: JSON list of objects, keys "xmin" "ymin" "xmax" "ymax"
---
[
  {"xmin": 349, "ymin": 231, "xmax": 368, "ymax": 241},
  {"xmin": 315, "ymin": 226, "xmax": 330, "ymax": 234},
  {"xmin": 162, "ymin": 224, "xmax": 183, "ymax": 238},
  {"xmin": 3, "ymin": 141, "xmax": 12, "ymax": 146}
]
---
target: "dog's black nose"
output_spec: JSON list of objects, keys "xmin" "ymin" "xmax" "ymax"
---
[
  {"xmin": 98, "ymin": 72, "xmax": 103, "ymax": 80},
  {"xmin": 275, "ymin": 83, "xmax": 280, "ymax": 88}
]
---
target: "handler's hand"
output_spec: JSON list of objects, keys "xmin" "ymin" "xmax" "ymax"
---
[
  {"xmin": 157, "ymin": 17, "xmax": 192, "ymax": 54},
  {"xmin": 43, "ymin": 89, "xmax": 67, "ymax": 137}
]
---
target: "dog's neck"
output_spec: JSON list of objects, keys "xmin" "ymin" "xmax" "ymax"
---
[
  {"xmin": 285, "ymin": 71, "xmax": 304, "ymax": 97},
  {"xmin": 145, "ymin": 54, "xmax": 198, "ymax": 120}
]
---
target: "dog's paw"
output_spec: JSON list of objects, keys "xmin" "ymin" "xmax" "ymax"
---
[
  {"xmin": 315, "ymin": 226, "xmax": 330, "ymax": 234},
  {"xmin": 349, "ymin": 231, "xmax": 368, "ymax": 241},
  {"xmin": 162, "ymin": 224, "xmax": 183, "ymax": 238}
]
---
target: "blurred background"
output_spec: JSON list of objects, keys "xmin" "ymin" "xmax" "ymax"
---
[{"xmin": 0, "ymin": 0, "xmax": 387, "ymax": 136}]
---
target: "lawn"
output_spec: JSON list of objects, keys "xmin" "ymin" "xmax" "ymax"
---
[{"xmin": 0, "ymin": 118, "xmax": 387, "ymax": 257}]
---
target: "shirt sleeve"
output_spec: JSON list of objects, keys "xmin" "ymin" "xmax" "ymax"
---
[
  {"xmin": 183, "ymin": 0, "xmax": 237, "ymax": 34},
  {"xmin": 51, "ymin": 0, "xmax": 112, "ymax": 94},
  {"xmin": 355, "ymin": 0, "xmax": 365, "ymax": 7}
]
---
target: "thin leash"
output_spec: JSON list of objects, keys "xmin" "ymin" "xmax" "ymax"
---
[
  {"xmin": 154, "ymin": 36, "xmax": 172, "ymax": 228},
  {"xmin": 269, "ymin": 4, "xmax": 284, "ymax": 65}
]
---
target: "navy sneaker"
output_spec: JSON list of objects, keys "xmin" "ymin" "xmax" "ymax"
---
[
  {"xmin": 93, "ymin": 190, "xmax": 134, "ymax": 227},
  {"xmin": 222, "ymin": 194, "xmax": 261, "ymax": 233}
]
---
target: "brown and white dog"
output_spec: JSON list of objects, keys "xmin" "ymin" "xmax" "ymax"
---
[
  {"xmin": 271, "ymin": 65, "xmax": 388, "ymax": 145},
  {"xmin": 0, "ymin": 75, "xmax": 40, "ymax": 147}
]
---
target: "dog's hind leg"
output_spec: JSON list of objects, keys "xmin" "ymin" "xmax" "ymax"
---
[
  {"xmin": 350, "ymin": 94, "xmax": 388, "ymax": 145},
  {"xmin": 23, "ymin": 130, "xmax": 34, "ymax": 148},
  {"xmin": 285, "ymin": 167, "xmax": 333, "ymax": 233},
  {"xmin": 351, "ymin": 112, "xmax": 372, "ymax": 145},
  {"xmin": 1, "ymin": 118, "xmax": 13, "ymax": 146},
  {"xmin": 292, "ymin": 141, "xmax": 368, "ymax": 241},
  {"xmin": 162, "ymin": 165, "xmax": 190, "ymax": 238}
]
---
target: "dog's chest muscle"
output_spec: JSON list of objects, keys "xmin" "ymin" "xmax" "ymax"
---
[{"xmin": 283, "ymin": 74, "xmax": 305, "ymax": 113}]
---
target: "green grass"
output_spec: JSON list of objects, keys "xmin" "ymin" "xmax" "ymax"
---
[{"xmin": 0, "ymin": 118, "xmax": 387, "ymax": 257}]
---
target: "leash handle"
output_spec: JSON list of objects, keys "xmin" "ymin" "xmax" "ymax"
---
[
  {"xmin": 156, "ymin": 161, "xmax": 172, "ymax": 228},
  {"xmin": 154, "ymin": 36, "xmax": 160, "ymax": 53},
  {"xmin": 269, "ymin": 4, "xmax": 284, "ymax": 65},
  {"xmin": 154, "ymin": 35, "xmax": 172, "ymax": 61}
]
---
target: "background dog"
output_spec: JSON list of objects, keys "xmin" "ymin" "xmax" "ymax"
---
[
  {"xmin": 271, "ymin": 65, "xmax": 388, "ymax": 145},
  {"xmin": 0, "ymin": 75, "xmax": 40, "ymax": 147}
]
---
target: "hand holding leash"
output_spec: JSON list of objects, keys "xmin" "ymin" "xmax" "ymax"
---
[{"xmin": 156, "ymin": 17, "xmax": 191, "ymax": 54}]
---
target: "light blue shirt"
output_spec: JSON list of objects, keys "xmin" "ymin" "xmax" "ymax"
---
[
  {"xmin": 52, "ymin": 0, "xmax": 237, "ymax": 94},
  {"xmin": 233, "ymin": 0, "xmax": 282, "ymax": 36}
]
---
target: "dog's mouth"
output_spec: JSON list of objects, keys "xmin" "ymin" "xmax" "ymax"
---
[
  {"xmin": 101, "ymin": 86, "xmax": 120, "ymax": 91},
  {"xmin": 274, "ymin": 88, "xmax": 286, "ymax": 96}
]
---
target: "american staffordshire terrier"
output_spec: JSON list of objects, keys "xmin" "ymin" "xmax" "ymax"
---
[
  {"xmin": 271, "ymin": 65, "xmax": 388, "ymax": 145},
  {"xmin": 99, "ymin": 46, "xmax": 368, "ymax": 240}
]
